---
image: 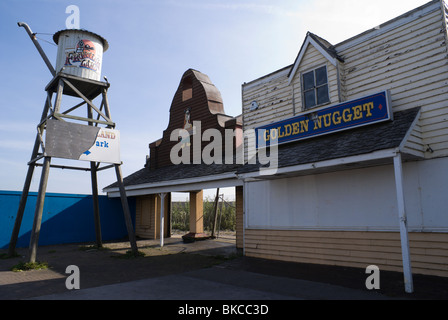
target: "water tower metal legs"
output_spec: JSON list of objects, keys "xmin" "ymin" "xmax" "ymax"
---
[
  {"xmin": 24, "ymin": 161, "xmax": 137, "ymax": 263},
  {"xmin": 8, "ymin": 73, "xmax": 138, "ymax": 260},
  {"xmin": 115, "ymin": 164, "xmax": 138, "ymax": 255},
  {"xmin": 28, "ymin": 157, "xmax": 51, "ymax": 263},
  {"xmin": 8, "ymin": 95, "xmax": 52, "ymax": 257},
  {"xmin": 8, "ymin": 163, "xmax": 36, "ymax": 257},
  {"xmin": 90, "ymin": 162, "xmax": 103, "ymax": 248}
]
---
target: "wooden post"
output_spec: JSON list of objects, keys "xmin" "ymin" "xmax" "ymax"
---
[
  {"xmin": 393, "ymin": 153, "xmax": 414, "ymax": 293},
  {"xmin": 115, "ymin": 164, "xmax": 138, "ymax": 255},
  {"xmin": 189, "ymin": 190, "xmax": 204, "ymax": 235},
  {"xmin": 28, "ymin": 157, "xmax": 51, "ymax": 263},
  {"xmin": 211, "ymin": 188, "xmax": 220, "ymax": 238},
  {"xmin": 53, "ymin": 79, "xmax": 64, "ymax": 114},
  {"xmin": 159, "ymin": 193, "xmax": 166, "ymax": 247},
  {"xmin": 8, "ymin": 94, "xmax": 52, "ymax": 256},
  {"xmin": 88, "ymin": 106, "xmax": 102, "ymax": 248},
  {"xmin": 90, "ymin": 162, "xmax": 102, "ymax": 248},
  {"xmin": 102, "ymin": 88, "xmax": 112, "ymax": 121},
  {"xmin": 235, "ymin": 186, "xmax": 244, "ymax": 249}
]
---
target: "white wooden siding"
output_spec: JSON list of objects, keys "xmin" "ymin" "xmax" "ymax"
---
[
  {"xmin": 242, "ymin": 1, "xmax": 448, "ymax": 159},
  {"xmin": 338, "ymin": 6, "xmax": 448, "ymax": 158},
  {"xmin": 290, "ymin": 45, "xmax": 340, "ymax": 111}
]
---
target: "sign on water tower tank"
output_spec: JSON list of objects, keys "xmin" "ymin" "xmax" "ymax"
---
[
  {"xmin": 53, "ymin": 29, "xmax": 108, "ymax": 81},
  {"xmin": 45, "ymin": 119, "xmax": 121, "ymax": 164}
]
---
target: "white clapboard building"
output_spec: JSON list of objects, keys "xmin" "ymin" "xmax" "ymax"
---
[{"xmin": 239, "ymin": 0, "xmax": 448, "ymax": 289}]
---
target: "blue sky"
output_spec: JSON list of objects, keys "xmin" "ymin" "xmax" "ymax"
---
[{"xmin": 0, "ymin": 0, "xmax": 430, "ymax": 198}]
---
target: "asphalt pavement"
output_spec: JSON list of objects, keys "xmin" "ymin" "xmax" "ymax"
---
[{"xmin": 1, "ymin": 235, "xmax": 447, "ymax": 303}]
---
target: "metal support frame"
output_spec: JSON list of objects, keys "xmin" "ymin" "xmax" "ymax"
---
[{"xmin": 8, "ymin": 73, "xmax": 138, "ymax": 260}]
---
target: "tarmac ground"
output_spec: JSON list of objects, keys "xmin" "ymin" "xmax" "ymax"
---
[{"xmin": 1, "ymin": 234, "xmax": 447, "ymax": 305}]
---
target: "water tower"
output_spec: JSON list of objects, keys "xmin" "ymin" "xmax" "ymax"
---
[{"xmin": 8, "ymin": 23, "xmax": 138, "ymax": 261}]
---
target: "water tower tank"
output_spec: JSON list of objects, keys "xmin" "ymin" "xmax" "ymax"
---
[{"xmin": 53, "ymin": 29, "xmax": 109, "ymax": 81}]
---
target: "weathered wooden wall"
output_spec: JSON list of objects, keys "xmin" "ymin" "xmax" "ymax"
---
[
  {"xmin": 135, "ymin": 194, "xmax": 170, "ymax": 239},
  {"xmin": 244, "ymin": 229, "xmax": 448, "ymax": 277}
]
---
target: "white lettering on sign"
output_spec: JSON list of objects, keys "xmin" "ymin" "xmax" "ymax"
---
[{"xmin": 79, "ymin": 128, "xmax": 121, "ymax": 164}]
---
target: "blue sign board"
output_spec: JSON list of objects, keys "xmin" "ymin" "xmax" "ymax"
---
[{"xmin": 256, "ymin": 90, "xmax": 392, "ymax": 147}]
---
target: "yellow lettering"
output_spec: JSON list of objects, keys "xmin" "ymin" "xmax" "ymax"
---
[
  {"xmin": 300, "ymin": 119, "xmax": 309, "ymax": 132},
  {"xmin": 270, "ymin": 128, "xmax": 278, "ymax": 140},
  {"xmin": 292, "ymin": 122, "xmax": 300, "ymax": 135},
  {"xmin": 284, "ymin": 124, "xmax": 292, "ymax": 136},
  {"xmin": 278, "ymin": 126, "xmax": 285, "ymax": 138},
  {"xmin": 352, "ymin": 105, "xmax": 363, "ymax": 120},
  {"xmin": 342, "ymin": 108, "xmax": 352, "ymax": 122},
  {"xmin": 332, "ymin": 111, "xmax": 341, "ymax": 125},
  {"xmin": 363, "ymin": 102, "xmax": 374, "ymax": 117},
  {"xmin": 322, "ymin": 114, "xmax": 332, "ymax": 127},
  {"xmin": 264, "ymin": 129, "xmax": 269, "ymax": 142}
]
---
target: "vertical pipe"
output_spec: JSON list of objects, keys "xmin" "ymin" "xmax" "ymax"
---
[
  {"xmin": 393, "ymin": 153, "xmax": 414, "ymax": 293},
  {"xmin": 28, "ymin": 157, "xmax": 51, "ymax": 263}
]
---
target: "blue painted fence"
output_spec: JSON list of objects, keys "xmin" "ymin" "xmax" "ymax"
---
[{"xmin": 0, "ymin": 190, "xmax": 136, "ymax": 249}]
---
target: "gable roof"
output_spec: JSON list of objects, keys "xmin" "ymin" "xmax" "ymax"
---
[{"xmin": 287, "ymin": 32, "xmax": 344, "ymax": 85}]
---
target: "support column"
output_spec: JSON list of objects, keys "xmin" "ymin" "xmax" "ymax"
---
[
  {"xmin": 8, "ymin": 93, "xmax": 53, "ymax": 256},
  {"xmin": 393, "ymin": 153, "xmax": 414, "ymax": 293},
  {"xmin": 182, "ymin": 190, "xmax": 208, "ymax": 242},
  {"xmin": 235, "ymin": 186, "xmax": 244, "ymax": 249},
  {"xmin": 159, "ymin": 193, "xmax": 166, "ymax": 247},
  {"xmin": 91, "ymin": 162, "xmax": 102, "ymax": 248},
  {"xmin": 88, "ymin": 104, "xmax": 102, "ymax": 248},
  {"xmin": 190, "ymin": 190, "xmax": 203, "ymax": 234},
  {"xmin": 28, "ymin": 157, "xmax": 51, "ymax": 263},
  {"xmin": 115, "ymin": 164, "xmax": 138, "ymax": 256}
]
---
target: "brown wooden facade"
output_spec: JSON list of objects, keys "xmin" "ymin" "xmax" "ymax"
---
[{"xmin": 148, "ymin": 69, "xmax": 240, "ymax": 169}]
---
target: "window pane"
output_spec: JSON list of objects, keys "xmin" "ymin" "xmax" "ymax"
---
[
  {"xmin": 315, "ymin": 66, "xmax": 327, "ymax": 86},
  {"xmin": 304, "ymin": 90, "xmax": 316, "ymax": 109},
  {"xmin": 303, "ymin": 71, "xmax": 314, "ymax": 90},
  {"xmin": 316, "ymin": 85, "xmax": 329, "ymax": 105}
]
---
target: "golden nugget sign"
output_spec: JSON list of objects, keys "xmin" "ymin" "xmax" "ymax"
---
[{"xmin": 256, "ymin": 91, "xmax": 392, "ymax": 147}]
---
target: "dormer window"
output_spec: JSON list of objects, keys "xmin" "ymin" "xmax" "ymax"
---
[{"xmin": 302, "ymin": 65, "xmax": 330, "ymax": 110}]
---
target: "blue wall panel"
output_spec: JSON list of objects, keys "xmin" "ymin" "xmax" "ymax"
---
[{"xmin": 0, "ymin": 191, "xmax": 136, "ymax": 249}]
